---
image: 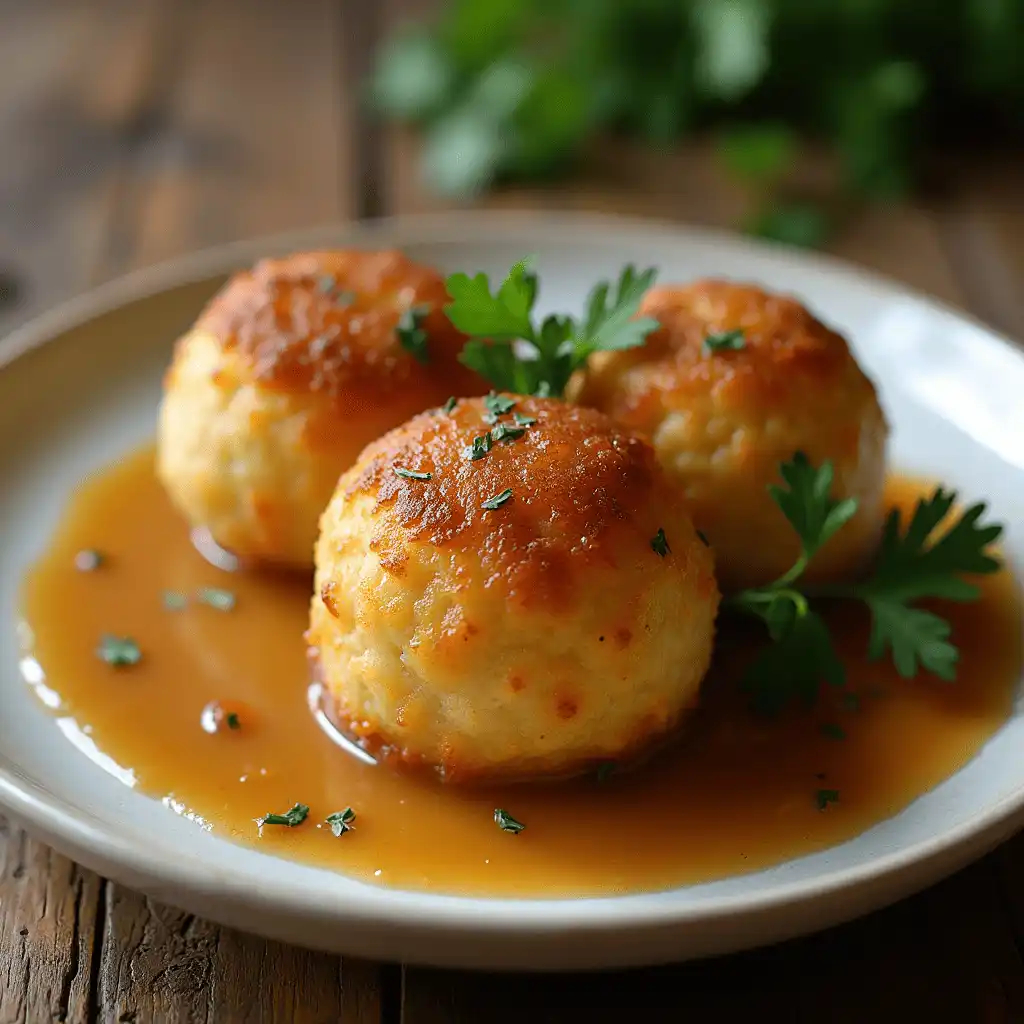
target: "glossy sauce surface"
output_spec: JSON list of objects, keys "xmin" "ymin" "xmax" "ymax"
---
[{"xmin": 20, "ymin": 448, "xmax": 1021, "ymax": 897}]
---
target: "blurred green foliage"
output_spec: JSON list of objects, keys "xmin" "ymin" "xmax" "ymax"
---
[{"xmin": 369, "ymin": 0, "xmax": 1024, "ymax": 246}]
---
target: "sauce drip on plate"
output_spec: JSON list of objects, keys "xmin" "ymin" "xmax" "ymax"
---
[{"xmin": 19, "ymin": 447, "xmax": 1021, "ymax": 897}]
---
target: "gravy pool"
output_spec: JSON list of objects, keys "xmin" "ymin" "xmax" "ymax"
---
[{"xmin": 19, "ymin": 447, "xmax": 1021, "ymax": 897}]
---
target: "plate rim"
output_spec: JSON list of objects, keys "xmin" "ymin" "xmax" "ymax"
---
[{"xmin": 3, "ymin": 208, "xmax": 1024, "ymax": 967}]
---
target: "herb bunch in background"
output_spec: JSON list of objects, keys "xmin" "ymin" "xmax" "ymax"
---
[{"xmin": 369, "ymin": 0, "xmax": 1024, "ymax": 247}]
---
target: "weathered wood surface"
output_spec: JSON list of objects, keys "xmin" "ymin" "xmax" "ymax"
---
[{"xmin": 2, "ymin": 1, "xmax": 1024, "ymax": 1021}]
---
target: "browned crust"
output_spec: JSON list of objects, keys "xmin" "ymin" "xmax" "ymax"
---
[
  {"xmin": 341, "ymin": 395, "xmax": 710, "ymax": 610},
  {"xmin": 188, "ymin": 249, "xmax": 484, "ymax": 402},
  {"xmin": 578, "ymin": 279, "xmax": 879, "ymax": 430}
]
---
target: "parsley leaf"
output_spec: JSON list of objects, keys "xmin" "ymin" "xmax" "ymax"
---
[
  {"xmin": 261, "ymin": 803, "xmax": 309, "ymax": 827},
  {"xmin": 197, "ymin": 587, "xmax": 235, "ymax": 612},
  {"xmin": 704, "ymin": 329, "xmax": 746, "ymax": 353},
  {"xmin": 494, "ymin": 808, "xmax": 525, "ymax": 833},
  {"xmin": 816, "ymin": 789, "xmax": 840, "ymax": 810},
  {"xmin": 326, "ymin": 807, "xmax": 356, "ymax": 837},
  {"xmin": 396, "ymin": 305, "xmax": 432, "ymax": 364},
  {"xmin": 651, "ymin": 528, "xmax": 670, "ymax": 557},
  {"xmin": 482, "ymin": 488, "xmax": 513, "ymax": 510},
  {"xmin": 96, "ymin": 635, "xmax": 141, "ymax": 667},
  {"xmin": 726, "ymin": 452, "xmax": 1003, "ymax": 711},
  {"xmin": 467, "ymin": 433, "xmax": 493, "ymax": 461},
  {"xmin": 447, "ymin": 260, "xmax": 658, "ymax": 397},
  {"xmin": 394, "ymin": 466, "xmax": 433, "ymax": 481}
]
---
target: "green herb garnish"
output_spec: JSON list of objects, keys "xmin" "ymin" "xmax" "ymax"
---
[
  {"xmin": 326, "ymin": 807, "xmax": 356, "ymax": 837},
  {"xmin": 815, "ymin": 789, "xmax": 840, "ymax": 810},
  {"xmin": 484, "ymin": 392, "xmax": 517, "ymax": 417},
  {"xmin": 703, "ymin": 329, "xmax": 746, "ymax": 353},
  {"xmin": 226, "ymin": 712, "xmax": 241, "ymax": 730},
  {"xmin": 97, "ymin": 635, "xmax": 141, "ymax": 667},
  {"xmin": 491, "ymin": 423, "xmax": 525, "ymax": 444},
  {"xmin": 727, "ymin": 452, "xmax": 1003, "ymax": 713},
  {"xmin": 820, "ymin": 722, "xmax": 846, "ymax": 741},
  {"xmin": 162, "ymin": 591, "xmax": 187, "ymax": 611},
  {"xmin": 442, "ymin": 396, "xmax": 458, "ymax": 414},
  {"xmin": 467, "ymin": 433, "xmax": 492, "ymax": 461},
  {"xmin": 261, "ymin": 803, "xmax": 309, "ymax": 827},
  {"xmin": 197, "ymin": 587, "xmax": 236, "ymax": 612},
  {"xmin": 596, "ymin": 762, "xmax": 616, "ymax": 784},
  {"xmin": 396, "ymin": 305, "xmax": 431, "ymax": 364},
  {"xmin": 696, "ymin": 530, "xmax": 710, "ymax": 547},
  {"xmin": 494, "ymin": 808, "xmax": 525, "ymax": 834},
  {"xmin": 482, "ymin": 488, "xmax": 513, "ymax": 511},
  {"xmin": 394, "ymin": 466, "xmax": 433, "ymax": 481},
  {"xmin": 75, "ymin": 549, "xmax": 104, "ymax": 572},
  {"xmin": 446, "ymin": 260, "xmax": 659, "ymax": 397},
  {"xmin": 651, "ymin": 528, "xmax": 670, "ymax": 557}
]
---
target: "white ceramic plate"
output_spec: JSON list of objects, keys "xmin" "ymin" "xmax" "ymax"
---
[{"xmin": 2, "ymin": 212, "xmax": 1023, "ymax": 971}]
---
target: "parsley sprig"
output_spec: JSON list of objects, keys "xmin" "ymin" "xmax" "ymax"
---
[
  {"xmin": 445, "ymin": 259, "xmax": 659, "ymax": 397},
  {"xmin": 727, "ymin": 452, "xmax": 1003, "ymax": 712}
]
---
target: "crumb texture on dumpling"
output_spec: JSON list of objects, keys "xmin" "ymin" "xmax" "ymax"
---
[
  {"xmin": 156, "ymin": 250, "xmax": 485, "ymax": 568},
  {"xmin": 573, "ymin": 279, "xmax": 889, "ymax": 591},
  {"xmin": 308, "ymin": 395, "xmax": 720, "ymax": 783}
]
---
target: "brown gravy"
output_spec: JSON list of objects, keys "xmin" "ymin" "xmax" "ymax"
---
[{"xmin": 19, "ymin": 447, "xmax": 1021, "ymax": 897}]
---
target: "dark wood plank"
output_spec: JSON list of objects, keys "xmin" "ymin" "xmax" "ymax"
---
[
  {"xmin": 0, "ymin": 0, "xmax": 166, "ymax": 337},
  {"xmin": 0, "ymin": 817, "xmax": 102, "ymax": 1024},
  {"xmin": 95, "ymin": 888, "xmax": 384, "ymax": 1024},
  {"xmin": 104, "ymin": 0, "xmax": 351, "ymax": 275}
]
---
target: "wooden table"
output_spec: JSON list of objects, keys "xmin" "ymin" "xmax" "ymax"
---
[{"xmin": 2, "ymin": 2, "xmax": 1024, "ymax": 1021}]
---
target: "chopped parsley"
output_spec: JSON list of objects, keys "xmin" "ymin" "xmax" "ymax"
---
[
  {"xmin": 815, "ymin": 789, "xmax": 840, "ymax": 810},
  {"xmin": 226, "ymin": 712, "xmax": 241, "ymax": 730},
  {"xmin": 261, "ymin": 803, "xmax": 309, "ymax": 827},
  {"xmin": 482, "ymin": 488, "xmax": 513, "ymax": 511},
  {"xmin": 393, "ymin": 466, "xmax": 433, "ymax": 481},
  {"xmin": 442, "ymin": 396, "xmax": 458, "ymax": 414},
  {"xmin": 513, "ymin": 412, "xmax": 537, "ymax": 427},
  {"xmin": 596, "ymin": 762, "xmax": 616, "ymax": 783},
  {"xmin": 335, "ymin": 291, "xmax": 356, "ymax": 306},
  {"xmin": 491, "ymin": 423, "xmax": 525, "ymax": 444},
  {"xmin": 651, "ymin": 528, "xmax": 670, "ymax": 557},
  {"xmin": 841, "ymin": 693, "xmax": 861, "ymax": 712},
  {"xmin": 467, "ymin": 433, "xmax": 492, "ymax": 461},
  {"xmin": 494, "ymin": 808, "xmax": 525, "ymax": 834},
  {"xmin": 317, "ymin": 274, "xmax": 336, "ymax": 294},
  {"xmin": 696, "ymin": 530, "xmax": 710, "ymax": 547},
  {"xmin": 820, "ymin": 722, "xmax": 846, "ymax": 741},
  {"xmin": 396, "ymin": 305, "xmax": 431, "ymax": 364},
  {"xmin": 162, "ymin": 591, "xmax": 187, "ymax": 611},
  {"xmin": 484, "ymin": 392, "xmax": 517, "ymax": 418},
  {"xmin": 197, "ymin": 587, "xmax": 236, "ymax": 612},
  {"xmin": 326, "ymin": 807, "xmax": 356, "ymax": 837},
  {"xmin": 703, "ymin": 329, "xmax": 747, "ymax": 353},
  {"xmin": 75, "ymin": 549, "xmax": 104, "ymax": 572},
  {"xmin": 97, "ymin": 635, "xmax": 141, "ymax": 667}
]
